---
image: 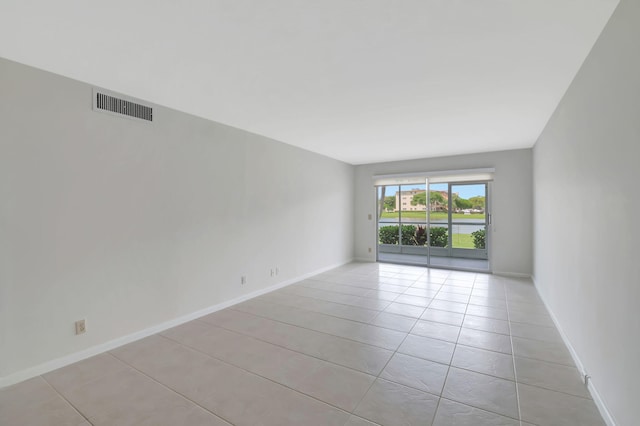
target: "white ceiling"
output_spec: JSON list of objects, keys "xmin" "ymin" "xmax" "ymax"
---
[{"xmin": 0, "ymin": 1, "xmax": 618, "ymax": 164}]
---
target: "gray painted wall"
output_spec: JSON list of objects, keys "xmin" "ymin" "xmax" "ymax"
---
[
  {"xmin": 0, "ymin": 58, "xmax": 355, "ymax": 380},
  {"xmin": 354, "ymin": 149, "xmax": 533, "ymax": 276},
  {"xmin": 533, "ymin": 1, "xmax": 638, "ymax": 424}
]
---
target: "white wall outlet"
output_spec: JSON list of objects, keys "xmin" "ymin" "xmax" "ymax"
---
[
  {"xmin": 275, "ymin": 267, "xmax": 279, "ymax": 275},
  {"xmin": 368, "ymin": 213, "xmax": 372, "ymax": 220},
  {"xmin": 368, "ymin": 247, "xmax": 372, "ymax": 253},
  {"xmin": 270, "ymin": 269, "xmax": 274, "ymax": 277},
  {"xmin": 240, "ymin": 276, "xmax": 246, "ymax": 285},
  {"xmin": 75, "ymin": 319, "xmax": 86, "ymax": 335}
]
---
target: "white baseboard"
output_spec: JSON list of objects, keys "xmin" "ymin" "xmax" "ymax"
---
[
  {"xmin": 353, "ymin": 257, "xmax": 375, "ymax": 263},
  {"xmin": 0, "ymin": 258, "xmax": 353, "ymax": 389},
  {"xmin": 492, "ymin": 270, "xmax": 531, "ymax": 278},
  {"xmin": 531, "ymin": 277, "xmax": 617, "ymax": 426}
]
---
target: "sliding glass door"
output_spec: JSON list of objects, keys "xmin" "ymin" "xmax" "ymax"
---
[{"xmin": 377, "ymin": 179, "xmax": 490, "ymax": 271}]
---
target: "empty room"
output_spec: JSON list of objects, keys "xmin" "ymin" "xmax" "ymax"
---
[{"xmin": 1, "ymin": 1, "xmax": 638, "ymax": 425}]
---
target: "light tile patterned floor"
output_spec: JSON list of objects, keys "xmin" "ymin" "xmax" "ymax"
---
[{"xmin": 0, "ymin": 262, "xmax": 605, "ymax": 425}]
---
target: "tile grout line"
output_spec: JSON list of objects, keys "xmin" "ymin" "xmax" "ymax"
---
[
  {"xmin": 223, "ymin": 306, "xmax": 405, "ymax": 352},
  {"xmin": 39, "ymin": 375, "xmax": 95, "ymax": 426},
  {"xmin": 106, "ymin": 349, "xmax": 239, "ymax": 426},
  {"xmin": 432, "ymin": 273, "xmax": 476, "ymax": 425},
  {"xmin": 143, "ymin": 334, "xmax": 356, "ymax": 417},
  {"xmin": 505, "ymin": 285, "xmax": 524, "ymax": 426},
  {"xmin": 350, "ymin": 269, "xmax": 454, "ymax": 425},
  {"xmin": 255, "ymin": 289, "xmax": 410, "ymax": 331},
  {"xmin": 192, "ymin": 317, "xmax": 390, "ymax": 378}
]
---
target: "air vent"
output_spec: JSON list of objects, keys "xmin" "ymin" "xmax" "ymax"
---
[{"xmin": 93, "ymin": 89, "xmax": 153, "ymax": 122}]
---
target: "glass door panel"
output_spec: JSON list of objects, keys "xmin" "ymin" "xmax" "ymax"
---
[
  {"xmin": 450, "ymin": 183, "xmax": 488, "ymax": 259},
  {"xmin": 377, "ymin": 185, "xmax": 401, "ymax": 253}
]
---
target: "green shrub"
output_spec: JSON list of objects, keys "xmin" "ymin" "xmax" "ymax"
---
[
  {"xmin": 379, "ymin": 224, "xmax": 449, "ymax": 247},
  {"xmin": 401, "ymin": 225, "xmax": 417, "ymax": 245},
  {"xmin": 429, "ymin": 227, "xmax": 448, "ymax": 247},
  {"xmin": 471, "ymin": 229, "xmax": 486, "ymax": 249},
  {"xmin": 379, "ymin": 225, "xmax": 399, "ymax": 244}
]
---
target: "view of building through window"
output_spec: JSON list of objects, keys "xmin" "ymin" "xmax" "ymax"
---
[{"xmin": 376, "ymin": 182, "xmax": 488, "ymax": 270}]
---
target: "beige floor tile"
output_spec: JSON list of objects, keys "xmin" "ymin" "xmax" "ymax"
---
[
  {"xmin": 439, "ymin": 285, "xmax": 473, "ymax": 295},
  {"xmin": 468, "ymin": 295, "xmax": 508, "ymax": 309},
  {"xmin": 393, "ymin": 294, "xmax": 432, "ymax": 307},
  {"xmin": 378, "ymin": 278, "xmax": 414, "ymax": 288},
  {"xmin": 281, "ymin": 286, "xmax": 390, "ymax": 311},
  {"xmin": 299, "ymin": 280, "xmax": 371, "ymax": 297},
  {"xmin": 509, "ymin": 310, "xmax": 555, "ymax": 327},
  {"xmin": 518, "ymin": 383, "xmax": 604, "ymax": 426},
  {"xmin": 451, "ymin": 345, "xmax": 515, "ymax": 380},
  {"xmin": 354, "ymin": 379, "xmax": 439, "ymax": 426},
  {"xmin": 167, "ymin": 324, "xmax": 319, "ymax": 390},
  {"xmin": 380, "ymin": 353, "xmax": 448, "ymax": 395},
  {"xmin": 507, "ymin": 300, "xmax": 550, "ymax": 315},
  {"xmin": 369, "ymin": 312, "xmax": 418, "ymax": 332},
  {"xmin": 0, "ymin": 377, "xmax": 88, "ymax": 426},
  {"xmin": 264, "ymin": 291, "xmax": 380, "ymax": 322},
  {"xmin": 90, "ymin": 405, "xmax": 228, "ymax": 426},
  {"xmin": 295, "ymin": 361, "xmax": 376, "ymax": 412},
  {"xmin": 434, "ymin": 292, "xmax": 470, "ymax": 304},
  {"xmin": 344, "ymin": 415, "xmax": 381, "ymax": 426},
  {"xmin": 442, "ymin": 367, "xmax": 518, "ymax": 419},
  {"xmin": 378, "ymin": 283, "xmax": 411, "ymax": 294},
  {"xmin": 433, "ymin": 398, "xmax": 519, "ymax": 426},
  {"xmin": 43, "ymin": 353, "xmax": 129, "ymax": 394},
  {"xmin": 383, "ymin": 302, "xmax": 426, "ymax": 318},
  {"xmin": 233, "ymin": 300, "xmax": 406, "ymax": 350},
  {"xmin": 113, "ymin": 335, "xmax": 348, "ymax": 426},
  {"xmin": 465, "ymin": 305, "xmax": 509, "ymax": 321},
  {"xmin": 509, "ymin": 322, "xmax": 562, "ymax": 343},
  {"xmin": 410, "ymin": 280, "xmax": 444, "ymax": 289},
  {"xmin": 161, "ymin": 318, "xmax": 213, "ymax": 341},
  {"xmin": 363, "ymin": 289, "xmax": 401, "ymax": 301},
  {"xmin": 403, "ymin": 287, "xmax": 439, "ymax": 298},
  {"xmin": 420, "ymin": 308, "xmax": 465, "ymax": 326},
  {"xmin": 62, "ymin": 366, "xmax": 227, "ymax": 426},
  {"xmin": 458, "ymin": 327, "xmax": 512, "ymax": 354},
  {"xmin": 201, "ymin": 309, "xmax": 394, "ymax": 375},
  {"xmin": 397, "ymin": 334, "xmax": 456, "ymax": 365},
  {"xmin": 515, "ymin": 356, "xmax": 590, "ymax": 398},
  {"xmin": 512, "ymin": 336, "xmax": 574, "ymax": 366},
  {"xmin": 462, "ymin": 314, "xmax": 510, "ymax": 335},
  {"xmin": 471, "ymin": 288, "xmax": 507, "ymax": 301},
  {"xmin": 172, "ymin": 324, "xmax": 376, "ymax": 411},
  {"xmin": 429, "ymin": 299, "xmax": 467, "ymax": 314},
  {"xmin": 411, "ymin": 320, "xmax": 461, "ymax": 343}
]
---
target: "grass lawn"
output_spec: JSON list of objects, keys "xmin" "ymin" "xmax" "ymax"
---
[
  {"xmin": 451, "ymin": 233, "xmax": 475, "ymax": 249},
  {"xmin": 380, "ymin": 211, "xmax": 485, "ymax": 220}
]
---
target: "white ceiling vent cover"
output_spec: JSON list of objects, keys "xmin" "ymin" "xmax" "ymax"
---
[{"xmin": 92, "ymin": 88, "xmax": 153, "ymax": 122}]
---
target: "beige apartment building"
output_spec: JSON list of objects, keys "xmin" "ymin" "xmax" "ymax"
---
[
  {"xmin": 395, "ymin": 189, "xmax": 426, "ymax": 211},
  {"xmin": 394, "ymin": 189, "xmax": 451, "ymax": 211}
]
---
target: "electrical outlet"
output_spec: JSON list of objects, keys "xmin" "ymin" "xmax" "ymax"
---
[
  {"xmin": 368, "ymin": 247, "xmax": 372, "ymax": 253},
  {"xmin": 75, "ymin": 319, "xmax": 86, "ymax": 335},
  {"xmin": 240, "ymin": 276, "xmax": 246, "ymax": 285},
  {"xmin": 270, "ymin": 269, "xmax": 274, "ymax": 277},
  {"xmin": 276, "ymin": 267, "xmax": 279, "ymax": 275},
  {"xmin": 368, "ymin": 214, "xmax": 372, "ymax": 220}
]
